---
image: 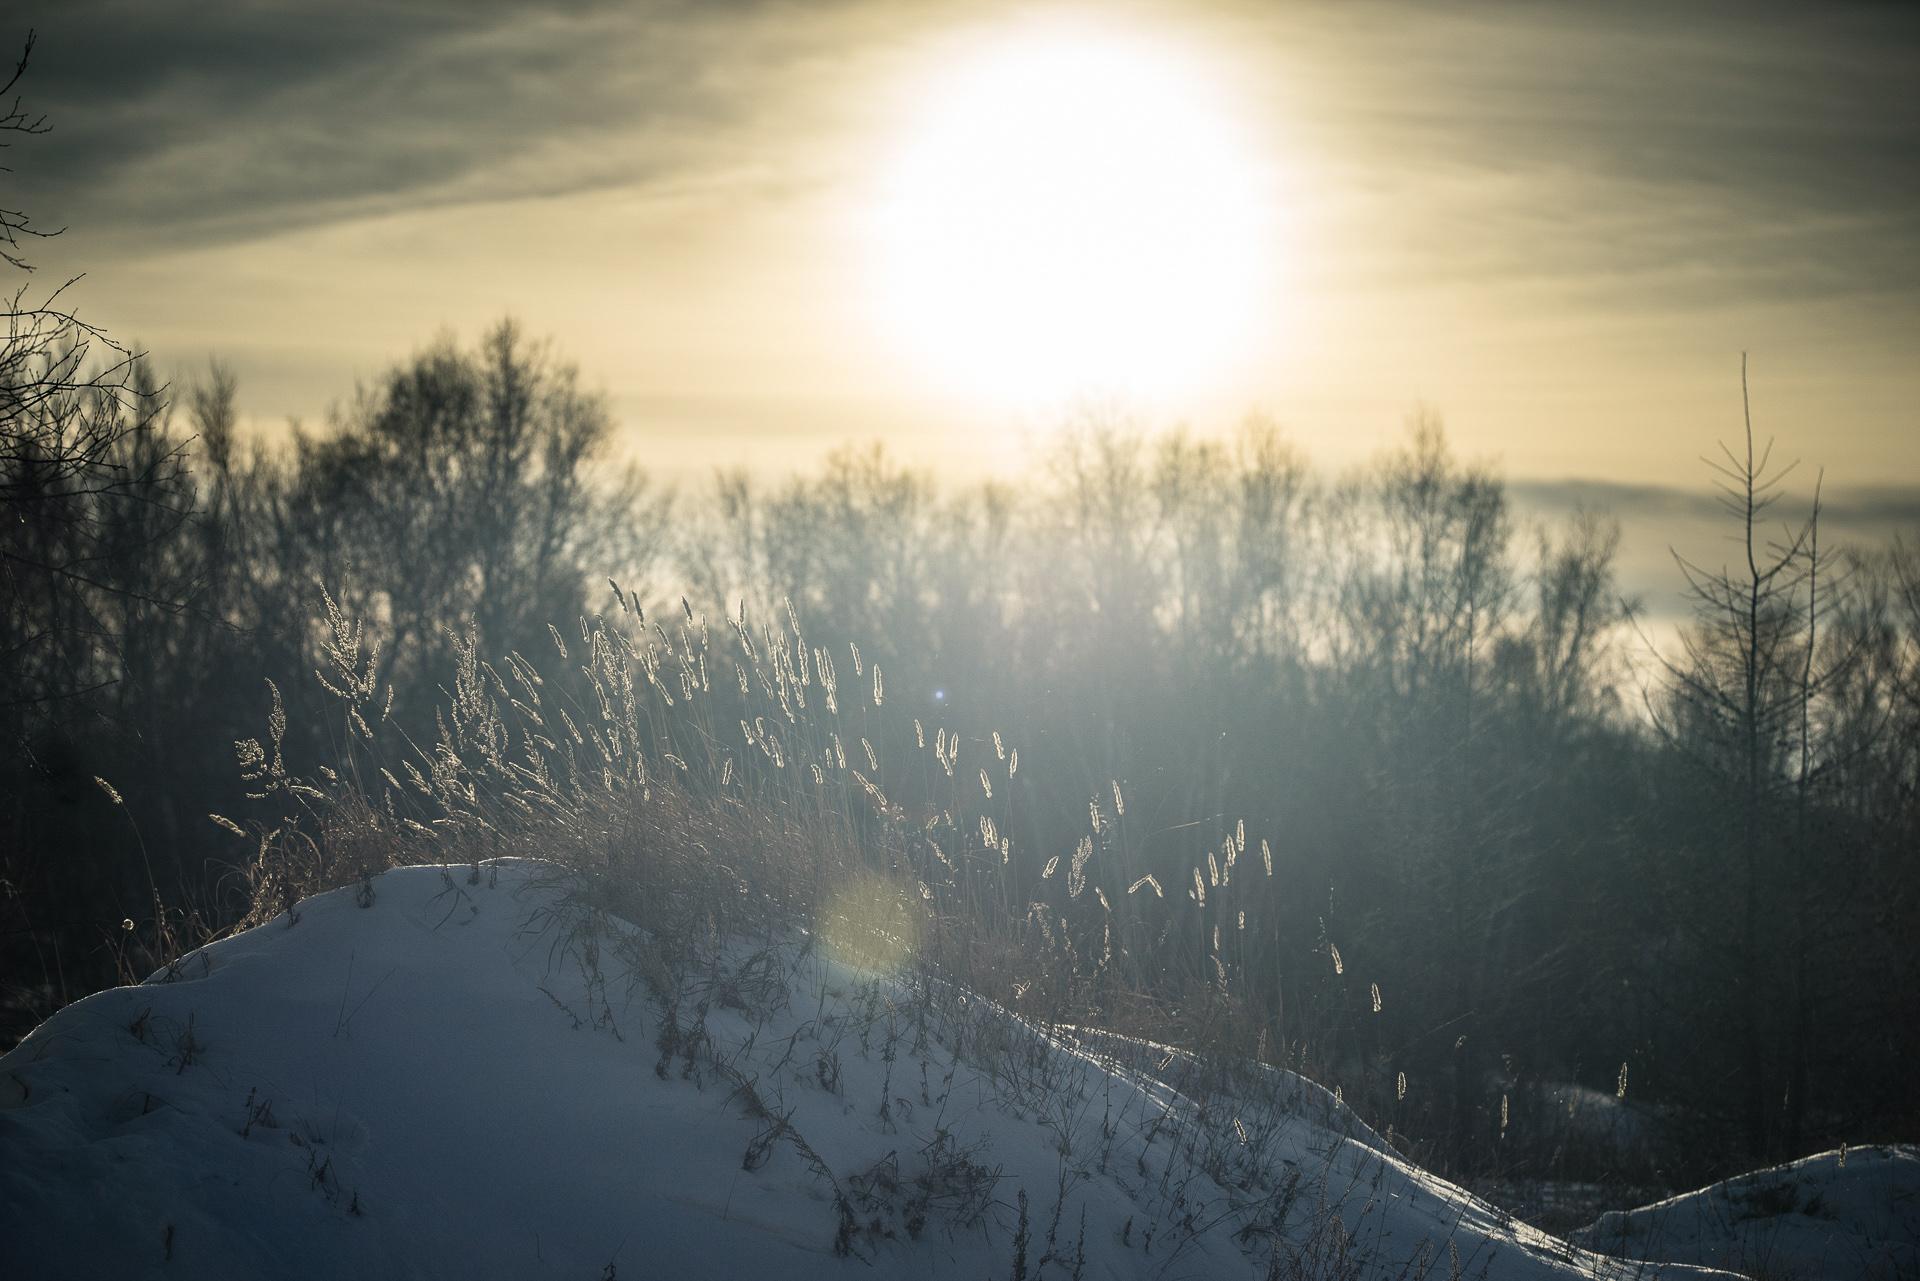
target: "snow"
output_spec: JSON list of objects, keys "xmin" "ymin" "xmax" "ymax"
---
[
  {"xmin": 1574, "ymin": 1145, "xmax": 1920, "ymax": 1280},
  {"xmin": 0, "ymin": 859, "xmax": 1821, "ymax": 1279}
]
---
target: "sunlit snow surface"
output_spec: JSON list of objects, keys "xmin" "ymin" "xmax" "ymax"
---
[
  {"xmin": 0, "ymin": 860, "xmax": 1797, "ymax": 1278},
  {"xmin": 1574, "ymin": 1145, "xmax": 1919, "ymax": 1279}
]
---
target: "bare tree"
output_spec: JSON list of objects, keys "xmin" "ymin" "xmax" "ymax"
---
[
  {"xmin": 2, "ymin": 30, "xmax": 189, "ymax": 733},
  {"xmin": 0, "ymin": 30, "xmax": 55, "ymax": 273},
  {"xmin": 241, "ymin": 320, "xmax": 667, "ymax": 715},
  {"xmin": 1648, "ymin": 357, "xmax": 1877, "ymax": 1159}
]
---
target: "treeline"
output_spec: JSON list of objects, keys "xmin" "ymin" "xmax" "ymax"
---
[{"xmin": 5, "ymin": 319, "xmax": 1918, "ymax": 1192}]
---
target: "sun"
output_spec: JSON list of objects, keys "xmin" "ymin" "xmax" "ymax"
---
[{"xmin": 867, "ymin": 22, "xmax": 1280, "ymax": 413}]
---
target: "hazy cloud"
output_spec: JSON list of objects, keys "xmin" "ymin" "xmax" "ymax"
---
[
  {"xmin": 13, "ymin": 0, "xmax": 1916, "ymax": 306},
  {"xmin": 1512, "ymin": 477, "xmax": 1920, "ymax": 534},
  {"xmin": 1260, "ymin": 1, "xmax": 1920, "ymax": 307},
  {"xmin": 7, "ymin": 0, "xmax": 823, "ymax": 249},
  {"xmin": 3, "ymin": 0, "xmax": 1914, "ymax": 486}
]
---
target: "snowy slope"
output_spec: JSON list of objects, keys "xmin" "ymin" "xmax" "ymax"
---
[
  {"xmin": 1574, "ymin": 1146, "xmax": 1920, "ymax": 1280},
  {"xmin": 2, "ymin": 860, "xmax": 1734, "ymax": 1280}
]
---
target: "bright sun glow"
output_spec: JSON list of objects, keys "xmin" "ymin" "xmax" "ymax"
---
[{"xmin": 869, "ymin": 23, "xmax": 1279, "ymax": 412}]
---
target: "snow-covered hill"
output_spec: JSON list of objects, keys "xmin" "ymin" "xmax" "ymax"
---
[
  {"xmin": 0, "ymin": 861, "xmax": 1798, "ymax": 1278},
  {"xmin": 1574, "ymin": 1145, "xmax": 1919, "ymax": 1280}
]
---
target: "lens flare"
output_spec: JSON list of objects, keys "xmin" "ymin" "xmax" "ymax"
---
[{"xmin": 819, "ymin": 870, "xmax": 920, "ymax": 974}]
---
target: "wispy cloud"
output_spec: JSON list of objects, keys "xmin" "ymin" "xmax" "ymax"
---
[
  {"xmin": 1512, "ymin": 477, "xmax": 1920, "ymax": 533},
  {"xmin": 20, "ymin": 0, "xmax": 1917, "ymax": 299},
  {"xmin": 10, "ymin": 0, "xmax": 847, "ymax": 250},
  {"xmin": 5, "ymin": 0, "xmax": 1915, "ymax": 484},
  {"xmin": 1260, "ymin": 1, "xmax": 1920, "ymax": 309}
]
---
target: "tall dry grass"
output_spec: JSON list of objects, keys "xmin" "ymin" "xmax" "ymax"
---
[{"xmin": 215, "ymin": 584, "xmax": 1347, "ymax": 1077}]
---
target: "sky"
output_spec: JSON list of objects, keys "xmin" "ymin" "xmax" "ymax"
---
[{"xmin": 6, "ymin": 0, "xmax": 1918, "ymax": 523}]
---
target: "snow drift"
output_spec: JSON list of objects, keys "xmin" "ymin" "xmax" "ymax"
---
[
  {"xmin": 1574, "ymin": 1145, "xmax": 1919, "ymax": 1279},
  {"xmin": 0, "ymin": 860, "xmax": 1811, "ymax": 1278}
]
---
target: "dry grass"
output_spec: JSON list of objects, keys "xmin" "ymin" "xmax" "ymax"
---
[
  {"xmin": 43, "ymin": 582, "xmax": 1754, "ymax": 1276},
  {"xmin": 211, "ymin": 586, "xmax": 1452, "ymax": 1110},
  {"xmin": 184, "ymin": 585, "xmax": 1668, "ymax": 1268}
]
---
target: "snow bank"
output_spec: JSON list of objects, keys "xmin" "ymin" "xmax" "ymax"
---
[
  {"xmin": 1574, "ymin": 1145, "xmax": 1920, "ymax": 1280},
  {"xmin": 2, "ymin": 860, "xmax": 1734, "ymax": 1279}
]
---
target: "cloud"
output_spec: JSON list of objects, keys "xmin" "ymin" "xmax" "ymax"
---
[
  {"xmin": 4, "ymin": 0, "xmax": 1914, "ymax": 483},
  {"xmin": 9, "ymin": 0, "xmax": 1917, "ymax": 319},
  {"xmin": 1259, "ymin": 1, "xmax": 1920, "ymax": 308},
  {"xmin": 1512, "ymin": 477, "xmax": 1920, "ymax": 533},
  {"xmin": 6, "ymin": 0, "xmax": 813, "ymax": 251}
]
